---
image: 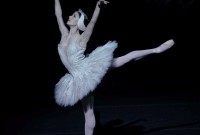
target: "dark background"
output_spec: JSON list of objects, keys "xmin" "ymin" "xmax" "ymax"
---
[{"xmin": 2, "ymin": 0, "xmax": 200, "ymax": 116}]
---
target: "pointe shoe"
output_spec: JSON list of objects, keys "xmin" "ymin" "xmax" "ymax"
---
[{"xmin": 153, "ymin": 39, "xmax": 175, "ymax": 53}]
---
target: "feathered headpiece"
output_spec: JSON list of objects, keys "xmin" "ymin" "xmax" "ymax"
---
[{"xmin": 77, "ymin": 9, "xmax": 88, "ymax": 31}]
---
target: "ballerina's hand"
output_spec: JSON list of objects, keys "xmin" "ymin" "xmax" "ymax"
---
[{"xmin": 98, "ymin": 0, "xmax": 109, "ymax": 6}]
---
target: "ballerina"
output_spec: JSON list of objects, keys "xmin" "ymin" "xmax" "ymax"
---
[{"xmin": 54, "ymin": 0, "xmax": 174, "ymax": 135}]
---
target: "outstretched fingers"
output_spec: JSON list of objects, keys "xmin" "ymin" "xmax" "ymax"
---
[{"xmin": 98, "ymin": 0, "xmax": 110, "ymax": 5}]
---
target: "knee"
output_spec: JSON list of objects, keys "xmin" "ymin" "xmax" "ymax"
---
[{"xmin": 111, "ymin": 58, "xmax": 123, "ymax": 68}]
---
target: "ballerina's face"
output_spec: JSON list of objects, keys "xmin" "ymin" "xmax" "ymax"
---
[{"xmin": 66, "ymin": 11, "xmax": 80, "ymax": 26}]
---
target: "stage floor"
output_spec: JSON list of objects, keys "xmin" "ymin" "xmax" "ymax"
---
[{"xmin": 3, "ymin": 92, "xmax": 200, "ymax": 135}]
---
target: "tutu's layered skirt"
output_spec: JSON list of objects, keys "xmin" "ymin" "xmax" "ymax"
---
[{"xmin": 55, "ymin": 41, "xmax": 118, "ymax": 106}]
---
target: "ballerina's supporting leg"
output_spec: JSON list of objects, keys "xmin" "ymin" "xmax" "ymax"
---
[
  {"xmin": 81, "ymin": 94, "xmax": 96, "ymax": 135},
  {"xmin": 112, "ymin": 39, "xmax": 175, "ymax": 68}
]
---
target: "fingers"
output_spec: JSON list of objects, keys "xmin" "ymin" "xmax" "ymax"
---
[
  {"xmin": 99, "ymin": 0, "xmax": 109, "ymax": 5},
  {"xmin": 103, "ymin": 0, "xmax": 109, "ymax": 4}
]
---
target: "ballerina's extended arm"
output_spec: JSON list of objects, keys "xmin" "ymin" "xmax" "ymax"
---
[
  {"xmin": 80, "ymin": 0, "xmax": 109, "ymax": 48},
  {"xmin": 55, "ymin": 0, "xmax": 69, "ymax": 37}
]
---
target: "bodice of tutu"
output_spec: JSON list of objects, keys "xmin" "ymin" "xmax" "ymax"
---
[
  {"xmin": 55, "ymin": 41, "xmax": 118, "ymax": 106},
  {"xmin": 58, "ymin": 43, "xmax": 86, "ymax": 75}
]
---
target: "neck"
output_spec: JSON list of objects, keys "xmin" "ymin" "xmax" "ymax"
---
[{"xmin": 69, "ymin": 26, "xmax": 79, "ymax": 35}]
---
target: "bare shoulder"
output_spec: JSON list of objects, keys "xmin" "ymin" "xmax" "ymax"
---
[{"xmin": 79, "ymin": 34, "xmax": 88, "ymax": 48}]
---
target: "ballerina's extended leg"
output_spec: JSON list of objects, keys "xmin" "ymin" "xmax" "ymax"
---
[{"xmin": 112, "ymin": 39, "xmax": 175, "ymax": 68}]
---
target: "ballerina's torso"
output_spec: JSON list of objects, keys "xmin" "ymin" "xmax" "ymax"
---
[
  {"xmin": 58, "ymin": 34, "xmax": 86, "ymax": 51},
  {"xmin": 57, "ymin": 34, "xmax": 87, "ymax": 72}
]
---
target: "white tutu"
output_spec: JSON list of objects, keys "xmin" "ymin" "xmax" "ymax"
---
[{"xmin": 55, "ymin": 41, "xmax": 118, "ymax": 106}]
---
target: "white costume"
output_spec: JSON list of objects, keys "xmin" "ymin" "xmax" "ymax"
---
[{"xmin": 55, "ymin": 41, "xmax": 118, "ymax": 106}]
